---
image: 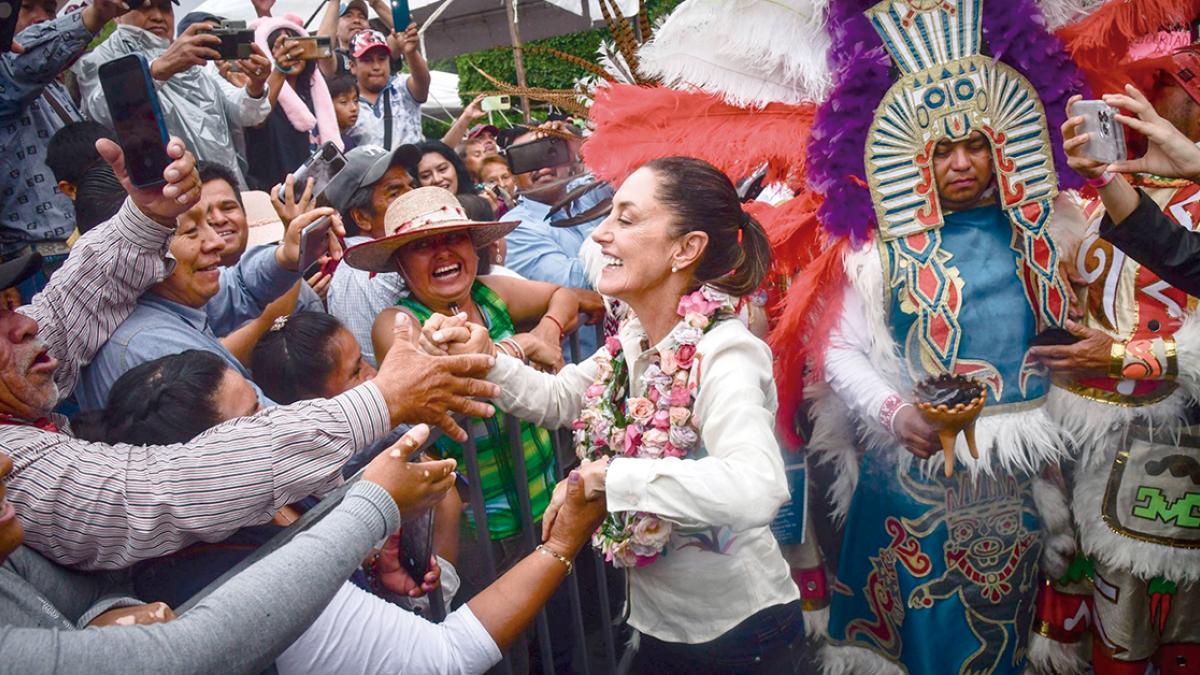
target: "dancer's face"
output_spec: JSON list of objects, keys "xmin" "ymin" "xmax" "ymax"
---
[{"xmin": 933, "ymin": 131, "xmax": 995, "ymax": 212}]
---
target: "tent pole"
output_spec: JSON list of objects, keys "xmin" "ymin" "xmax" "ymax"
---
[{"xmin": 504, "ymin": 0, "xmax": 532, "ymax": 122}]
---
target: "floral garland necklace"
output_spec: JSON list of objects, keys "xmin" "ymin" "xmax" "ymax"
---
[{"xmin": 573, "ymin": 286, "xmax": 734, "ymax": 568}]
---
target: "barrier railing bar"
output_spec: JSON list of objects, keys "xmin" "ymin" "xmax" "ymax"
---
[
  {"xmin": 460, "ymin": 429, "xmax": 515, "ymax": 675},
  {"xmin": 505, "ymin": 413, "xmax": 556, "ymax": 675}
]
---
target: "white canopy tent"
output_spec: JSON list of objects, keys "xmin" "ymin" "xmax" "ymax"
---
[
  {"xmin": 188, "ymin": 0, "xmax": 637, "ymax": 60},
  {"xmin": 187, "ymin": 0, "xmax": 636, "ymax": 119}
]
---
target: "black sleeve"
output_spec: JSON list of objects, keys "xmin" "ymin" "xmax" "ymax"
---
[{"xmin": 1099, "ymin": 188, "xmax": 1200, "ymax": 296}]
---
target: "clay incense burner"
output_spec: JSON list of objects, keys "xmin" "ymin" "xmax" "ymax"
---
[{"xmin": 912, "ymin": 374, "xmax": 986, "ymax": 477}]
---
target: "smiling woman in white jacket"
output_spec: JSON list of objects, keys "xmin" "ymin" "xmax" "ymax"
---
[{"xmin": 421, "ymin": 157, "xmax": 802, "ymax": 674}]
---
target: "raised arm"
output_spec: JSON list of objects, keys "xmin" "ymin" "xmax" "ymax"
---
[
  {"xmin": 441, "ymin": 95, "xmax": 486, "ymax": 149},
  {"xmin": 20, "ymin": 138, "xmax": 199, "ymax": 398},
  {"xmin": 0, "ymin": 11, "xmax": 92, "ymax": 116},
  {"xmin": 10, "ymin": 383, "xmax": 392, "ymax": 570},
  {"xmin": 317, "ymin": 0, "xmax": 342, "ymax": 78}
]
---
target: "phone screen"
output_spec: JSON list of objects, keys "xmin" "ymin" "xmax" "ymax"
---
[
  {"xmin": 506, "ymin": 137, "xmax": 572, "ymax": 176},
  {"xmin": 0, "ymin": 1, "xmax": 19, "ymax": 55},
  {"xmin": 399, "ymin": 508, "xmax": 434, "ymax": 580},
  {"xmin": 298, "ymin": 215, "xmax": 332, "ymax": 272},
  {"xmin": 99, "ymin": 54, "xmax": 171, "ymax": 189},
  {"xmin": 392, "ymin": 0, "xmax": 411, "ymax": 31}
]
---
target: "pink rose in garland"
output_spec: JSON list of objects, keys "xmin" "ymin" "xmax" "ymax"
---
[
  {"xmin": 571, "ymin": 286, "xmax": 734, "ymax": 568},
  {"xmin": 675, "ymin": 344, "xmax": 697, "ymax": 369},
  {"xmin": 628, "ymin": 397, "xmax": 656, "ymax": 424}
]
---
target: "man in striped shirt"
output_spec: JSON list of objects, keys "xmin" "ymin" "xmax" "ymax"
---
[{"xmin": 0, "ymin": 137, "xmax": 499, "ymax": 570}]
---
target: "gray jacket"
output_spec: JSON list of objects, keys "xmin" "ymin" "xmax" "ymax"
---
[
  {"xmin": 74, "ymin": 25, "xmax": 271, "ymax": 188},
  {"xmin": 0, "ymin": 481, "xmax": 398, "ymax": 674}
]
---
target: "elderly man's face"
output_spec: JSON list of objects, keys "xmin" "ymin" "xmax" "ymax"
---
[
  {"xmin": 118, "ymin": 0, "xmax": 175, "ymax": 41},
  {"xmin": 199, "ymin": 179, "xmax": 249, "ymax": 267},
  {"xmin": 932, "ymin": 130, "xmax": 995, "ymax": 212},
  {"xmin": 151, "ymin": 205, "xmax": 227, "ymax": 308},
  {"xmin": 15, "ymin": 0, "xmax": 56, "ymax": 35},
  {"xmin": 0, "ymin": 310, "xmax": 59, "ymax": 420}
]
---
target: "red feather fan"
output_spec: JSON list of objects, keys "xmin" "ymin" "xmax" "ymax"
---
[
  {"xmin": 582, "ymin": 84, "xmax": 816, "ymax": 190},
  {"xmin": 1056, "ymin": 0, "xmax": 1200, "ymax": 95}
]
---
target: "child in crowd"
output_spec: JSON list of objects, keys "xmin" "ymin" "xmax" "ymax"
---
[{"xmin": 327, "ymin": 72, "xmax": 361, "ymax": 151}]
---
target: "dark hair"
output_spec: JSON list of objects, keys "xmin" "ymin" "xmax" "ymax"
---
[
  {"xmin": 72, "ymin": 350, "xmax": 229, "ymax": 445},
  {"xmin": 326, "ymin": 71, "xmax": 359, "ymax": 99},
  {"xmin": 251, "ymin": 311, "xmax": 346, "ymax": 404},
  {"xmin": 340, "ymin": 183, "xmax": 376, "ymax": 237},
  {"xmin": 416, "ymin": 141, "xmax": 474, "ymax": 196},
  {"xmin": 643, "ymin": 157, "xmax": 770, "ymax": 296},
  {"xmin": 47, "ymin": 121, "xmax": 115, "ymax": 184},
  {"xmin": 74, "ymin": 165, "xmax": 127, "ymax": 235},
  {"xmin": 453, "ymin": 193, "xmax": 498, "ymax": 276},
  {"xmin": 196, "ymin": 161, "xmax": 244, "ymax": 208}
]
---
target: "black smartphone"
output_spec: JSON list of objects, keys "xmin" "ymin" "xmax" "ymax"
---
[
  {"xmin": 298, "ymin": 214, "xmax": 333, "ymax": 273},
  {"xmin": 99, "ymin": 54, "xmax": 171, "ymax": 189},
  {"xmin": 399, "ymin": 508, "xmax": 434, "ymax": 580},
  {"xmin": 211, "ymin": 20, "xmax": 255, "ymax": 61},
  {"xmin": 0, "ymin": 0, "xmax": 18, "ymax": 54},
  {"xmin": 391, "ymin": 0, "xmax": 411, "ymax": 32},
  {"xmin": 505, "ymin": 136, "xmax": 572, "ymax": 176},
  {"xmin": 293, "ymin": 142, "xmax": 347, "ymax": 199}
]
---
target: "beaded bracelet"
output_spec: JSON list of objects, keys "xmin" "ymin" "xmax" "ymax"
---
[{"xmin": 536, "ymin": 544, "xmax": 573, "ymax": 575}]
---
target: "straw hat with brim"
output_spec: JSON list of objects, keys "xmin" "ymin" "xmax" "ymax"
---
[
  {"xmin": 241, "ymin": 191, "xmax": 286, "ymax": 248},
  {"xmin": 344, "ymin": 187, "xmax": 519, "ymax": 273}
]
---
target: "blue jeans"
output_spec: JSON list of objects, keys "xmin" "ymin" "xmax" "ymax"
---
[{"xmin": 629, "ymin": 601, "xmax": 804, "ymax": 674}]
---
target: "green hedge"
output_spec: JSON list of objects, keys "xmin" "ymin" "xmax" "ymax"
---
[{"xmin": 449, "ymin": 1, "xmax": 679, "ymax": 116}]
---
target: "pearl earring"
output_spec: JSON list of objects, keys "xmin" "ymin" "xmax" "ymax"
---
[{"xmin": 671, "ymin": 264, "xmax": 678, "ymax": 273}]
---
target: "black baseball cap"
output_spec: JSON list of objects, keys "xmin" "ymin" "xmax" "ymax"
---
[
  {"xmin": 0, "ymin": 252, "xmax": 42, "ymax": 292},
  {"xmin": 177, "ymin": 11, "xmax": 221, "ymax": 37},
  {"xmin": 325, "ymin": 144, "xmax": 422, "ymax": 212}
]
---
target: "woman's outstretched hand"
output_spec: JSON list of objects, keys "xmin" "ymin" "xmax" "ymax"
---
[
  {"xmin": 420, "ymin": 312, "xmax": 495, "ymax": 357},
  {"xmin": 542, "ymin": 470, "xmax": 609, "ymax": 557}
]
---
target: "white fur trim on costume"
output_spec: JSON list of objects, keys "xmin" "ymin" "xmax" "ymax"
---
[
  {"xmin": 818, "ymin": 642, "xmax": 905, "ymax": 675},
  {"xmin": 1045, "ymin": 309, "xmax": 1200, "ymax": 468},
  {"xmin": 1031, "ymin": 474, "xmax": 1076, "ymax": 579},
  {"xmin": 638, "ymin": 0, "xmax": 831, "ymax": 106},
  {"xmin": 804, "ymin": 384, "xmax": 860, "ymax": 524},
  {"xmin": 804, "ymin": 606, "xmax": 831, "ymax": 640},
  {"xmin": 1026, "ymin": 632, "xmax": 1089, "ymax": 675},
  {"xmin": 1072, "ymin": 455, "xmax": 1200, "ymax": 583}
]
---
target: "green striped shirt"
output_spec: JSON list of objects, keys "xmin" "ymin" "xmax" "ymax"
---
[{"xmin": 400, "ymin": 282, "xmax": 557, "ymax": 540}]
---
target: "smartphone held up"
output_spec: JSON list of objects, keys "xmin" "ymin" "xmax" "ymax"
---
[
  {"xmin": 1074, "ymin": 100, "xmax": 1128, "ymax": 165},
  {"xmin": 99, "ymin": 54, "xmax": 172, "ymax": 189}
]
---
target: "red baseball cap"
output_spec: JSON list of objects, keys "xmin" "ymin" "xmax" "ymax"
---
[{"xmin": 350, "ymin": 29, "xmax": 390, "ymax": 59}]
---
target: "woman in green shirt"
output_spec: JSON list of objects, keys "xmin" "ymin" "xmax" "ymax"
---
[{"xmin": 344, "ymin": 187, "xmax": 602, "ymax": 547}]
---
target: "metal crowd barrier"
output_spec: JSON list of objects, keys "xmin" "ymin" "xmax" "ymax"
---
[{"xmin": 179, "ymin": 323, "xmax": 625, "ymax": 674}]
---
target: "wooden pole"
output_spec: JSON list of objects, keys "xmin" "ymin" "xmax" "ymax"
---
[{"xmin": 504, "ymin": 0, "xmax": 533, "ymax": 122}]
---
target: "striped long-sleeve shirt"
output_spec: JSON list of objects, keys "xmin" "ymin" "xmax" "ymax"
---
[{"xmin": 6, "ymin": 201, "xmax": 392, "ymax": 570}]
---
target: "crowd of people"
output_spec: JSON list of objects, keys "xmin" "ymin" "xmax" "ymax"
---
[{"xmin": 4, "ymin": 0, "xmax": 1200, "ymax": 673}]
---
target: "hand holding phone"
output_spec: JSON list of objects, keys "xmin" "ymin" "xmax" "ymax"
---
[
  {"xmin": 282, "ymin": 36, "xmax": 332, "ymax": 61},
  {"xmin": 391, "ymin": 0, "xmax": 411, "ymax": 36},
  {"xmin": 1073, "ymin": 100, "xmax": 1127, "ymax": 165},
  {"xmin": 481, "ymin": 95, "xmax": 510, "ymax": 113},
  {"xmin": 298, "ymin": 214, "xmax": 334, "ymax": 273}
]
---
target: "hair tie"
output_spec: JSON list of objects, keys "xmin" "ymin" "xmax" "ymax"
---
[
  {"xmin": 737, "ymin": 211, "xmax": 748, "ymax": 246},
  {"xmin": 270, "ymin": 316, "xmax": 289, "ymax": 332}
]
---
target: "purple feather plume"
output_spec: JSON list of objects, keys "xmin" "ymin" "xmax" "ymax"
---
[{"xmin": 809, "ymin": 0, "xmax": 1091, "ymax": 242}]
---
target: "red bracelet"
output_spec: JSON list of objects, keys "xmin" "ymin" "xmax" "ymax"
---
[{"xmin": 543, "ymin": 315, "xmax": 565, "ymax": 339}]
